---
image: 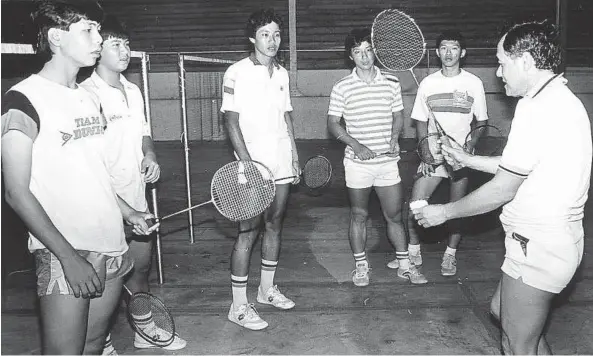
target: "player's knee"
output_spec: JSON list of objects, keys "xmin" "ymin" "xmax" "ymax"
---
[{"xmin": 350, "ymin": 208, "xmax": 368, "ymax": 223}]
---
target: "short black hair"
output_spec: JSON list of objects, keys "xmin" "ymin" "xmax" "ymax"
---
[
  {"xmin": 344, "ymin": 28, "xmax": 371, "ymax": 66},
  {"xmin": 100, "ymin": 14, "xmax": 129, "ymax": 41},
  {"xmin": 246, "ymin": 8, "xmax": 283, "ymax": 38},
  {"xmin": 435, "ymin": 30, "xmax": 466, "ymax": 49},
  {"xmin": 31, "ymin": 0, "xmax": 104, "ymax": 61},
  {"xmin": 503, "ymin": 20, "xmax": 562, "ymax": 73}
]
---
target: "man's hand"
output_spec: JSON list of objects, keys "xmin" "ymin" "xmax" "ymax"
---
[
  {"xmin": 412, "ymin": 204, "xmax": 449, "ymax": 228},
  {"xmin": 126, "ymin": 211, "xmax": 158, "ymax": 235},
  {"xmin": 61, "ymin": 253, "xmax": 104, "ymax": 298},
  {"xmin": 141, "ymin": 153, "xmax": 160, "ymax": 183},
  {"xmin": 291, "ymin": 159, "xmax": 301, "ymax": 185},
  {"xmin": 353, "ymin": 143, "xmax": 376, "ymax": 161},
  {"xmin": 420, "ymin": 161, "xmax": 436, "ymax": 177},
  {"xmin": 386, "ymin": 137, "xmax": 400, "ymax": 158},
  {"xmin": 441, "ymin": 140, "xmax": 471, "ymax": 168}
]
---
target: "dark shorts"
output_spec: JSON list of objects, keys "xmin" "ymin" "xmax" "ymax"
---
[{"xmin": 34, "ymin": 249, "xmax": 133, "ymax": 297}]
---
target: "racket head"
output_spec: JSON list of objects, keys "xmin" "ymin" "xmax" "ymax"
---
[
  {"xmin": 371, "ymin": 9, "xmax": 426, "ymax": 71},
  {"xmin": 210, "ymin": 160, "xmax": 276, "ymax": 221},
  {"xmin": 416, "ymin": 132, "xmax": 446, "ymax": 165},
  {"xmin": 463, "ymin": 124, "xmax": 506, "ymax": 156},
  {"xmin": 127, "ymin": 292, "xmax": 175, "ymax": 347},
  {"xmin": 302, "ymin": 155, "xmax": 332, "ymax": 189}
]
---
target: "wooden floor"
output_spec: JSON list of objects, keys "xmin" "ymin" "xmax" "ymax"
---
[{"xmin": 2, "ymin": 140, "xmax": 593, "ymax": 355}]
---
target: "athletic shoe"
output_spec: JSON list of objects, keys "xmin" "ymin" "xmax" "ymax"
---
[
  {"xmin": 386, "ymin": 258, "xmax": 399, "ymax": 269},
  {"xmin": 257, "ymin": 285, "xmax": 295, "ymax": 310},
  {"xmin": 102, "ymin": 333, "xmax": 118, "ymax": 355},
  {"xmin": 228, "ymin": 303, "xmax": 268, "ymax": 330},
  {"xmin": 397, "ymin": 264, "xmax": 428, "ymax": 284},
  {"xmin": 441, "ymin": 253, "xmax": 457, "ymax": 276},
  {"xmin": 351, "ymin": 261, "xmax": 370, "ymax": 287},
  {"xmin": 387, "ymin": 250, "xmax": 422, "ymax": 269},
  {"xmin": 134, "ymin": 328, "xmax": 187, "ymax": 350}
]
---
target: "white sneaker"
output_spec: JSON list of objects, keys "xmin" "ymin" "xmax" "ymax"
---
[
  {"xmin": 228, "ymin": 303, "xmax": 268, "ymax": 330},
  {"xmin": 397, "ymin": 264, "xmax": 428, "ymax": 284},
  {"xmin": 386, "ymin": 259, "xmax": 399, "ymax": 269},
  {"xmin": 102, "ymin": 333, "xmax": 118, "ymax": 355},
  {"xmin": 133, "ymin": 327, "xmax": 187, "ymax": 350},
  {"xmin": 351, "ymin": 261, "xmax": 370, "ymax": 287},
  {"xmin": 257, "ymin": 285, "xmax": 295, "ymax": 310},
  {"xmin": 441, "ymin": 253, "xmax": 457, "ymax": 276}
]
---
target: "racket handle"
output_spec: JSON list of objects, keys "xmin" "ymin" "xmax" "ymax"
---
[{"xmin": 159, "ymin": 200, "xmax": 213, "ymax": 221}]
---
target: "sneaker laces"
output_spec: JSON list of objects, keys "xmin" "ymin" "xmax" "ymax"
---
[
  {"xmin": 268, "ymin": 285, "xmax": 289, "ymax": 302},
  {"xmin": 143, "ymin": 324, "xmax": 172, "ymax": 341},
  {"xmin": 407, "ymin": 264, "xmax": 423, "ymax": 277},
  {"xmin": 353, "ymin": 263, "xmax": 369, "ymax": 279},
  {"xmin": 243, "ymin": 303, "xmax": 262, "ymax": 320},
  {"xmin": 442, "ymin": 254, "xmax": 456, "ymax": 268}
]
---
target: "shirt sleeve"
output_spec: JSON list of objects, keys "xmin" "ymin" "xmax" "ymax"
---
[
  {"xmin": 220, "ymin": 65, "xmax": 238, "ymax": 114},
  {"xmin": 473, "ymin": 80, "xmax": 489, "ymax": 122},
  {"xmin": 391, "ymin": 82, "xmax": 404, "ymax": 113},
  {"xmin": 1, "ymin": 91, "xmax": 39, "ymax": 140},
  {"xmin": 284, "ymin": 74, "xmax": 293, "ymax": 112},
  {"xmin": 410, "ymin": 80, "xmax": 428, "ymax": 122},
  {"xmin": 327, "ymin": 84, "xmax": 345, "ymax": 117},
  {"xmin": 499, "ymin": 102, "xmax": 543, "ymax": 177}
]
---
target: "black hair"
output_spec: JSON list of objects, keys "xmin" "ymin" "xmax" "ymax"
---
[
  {"xmin": 503, "ymin": 20, "xmax": 562, "ymax": 73},
  {"xmin": 99, "ymin": 14, "xmax": 129, "ymax": 41},
  {"xmin": 435, "ymin": 30, "xmax": 466, "ymax": 50},
  {"xmin": 344, "ymin": 28, "xmax": 372, "ymax": 67},
  {"xmin": 31, "ymin": 0, "xmax": 104, "ymax": 61},
  {"xmin": 246, "ymin": 8, "xmax": 283, "ymax": 38}
]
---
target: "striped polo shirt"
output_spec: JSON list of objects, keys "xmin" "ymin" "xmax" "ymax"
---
[{"xmin": 328, "ymin": 67, "xmax": 403, "ymax": 164}]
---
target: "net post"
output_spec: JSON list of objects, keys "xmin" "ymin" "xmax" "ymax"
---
[
  {"xmin": 178, "ymin": 53, "xmax": 196, "ymax": 244},
  {"xmin": 288, "ymin": 0, "xmax": 303, "ymax": 97},
  {"xmin": 140, "ymin": 52, "xmax": 165, "ymax": 285}
]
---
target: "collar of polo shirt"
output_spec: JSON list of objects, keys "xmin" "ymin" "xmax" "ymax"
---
[
  {"xmin": 90, "ymin": 70, "xmax": 135, "ymax": 91},
  {"xmin": 248, "ymin": 52, "xmax": 280, "ymax": 70},
  {"xmin": 350, "ymin": 66, "xmax": 383, "ymax": 83}
]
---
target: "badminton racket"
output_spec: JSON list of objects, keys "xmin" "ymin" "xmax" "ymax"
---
[
  {"xmin": 123, "ymin": 285, "xmax": 176, "ymax": 348},
  {"xmin": 463, "ymin": 124, "xmax": 505, "ymax": 156},
  {"xmin": 371, "ymin": 9, "xmax": 426, "ymax": 86},
  {"xmin": 151, "ymin": 157, "xmax": 332, "ymax": 224}
]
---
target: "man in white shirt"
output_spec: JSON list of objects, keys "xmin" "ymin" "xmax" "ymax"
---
[
  {"xmin": 391, "ymin": 30, "xmax": 489, "ymax": 278},
  {"xmin": 413, "ymin": 21, "xmax": 591, "ymax": 355},
  {"xmin": 81, "ymin": 15, "xmax": 186, "ymax": 352},
  {"xmin": 220, "ymin": 8, "xmax": 300, "ymax": 331}
]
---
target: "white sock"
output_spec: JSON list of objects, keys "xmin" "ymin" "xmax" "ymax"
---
[
  {"xmin": 231, "ymin": 274, "xmax": 248, "ymax": 307},
  {"xmin": 408, "ymin": 244, "xmax": 421, "ymax": 254},
  {"xmin": 396, "ymin": 251, "xmax": 411, "ymax": 269},
  {"xmin": 445, "ymin": 247, "xmax": 457, "ymax": 256},
  {"xmin": 259, "ymin": 259, "xmax": 277, "ymax": 293}
]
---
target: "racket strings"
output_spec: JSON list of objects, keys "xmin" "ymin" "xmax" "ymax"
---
[
  {"xmin": 211, "ymin": 161, "xmax": 275, "ymax": 221},
  {"xmin": 128, "ymin": 294, "xmax": 175, "ymax": 346},
  {"xmin": 302, "ymin": 157, "xmax": 332, "ymax": 189},
  {"xmin": 372, "ymin": 10, "xmax": 425, "ymax": 70}
]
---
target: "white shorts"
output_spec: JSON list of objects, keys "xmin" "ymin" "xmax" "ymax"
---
[
  {"xmin": 344, "ymin": 158, "xmax": 401, "ymax": 189},
  {"xmin": 242, "ymin": 137, "xmax": 295, "ymax": 184},
  {"xmin": 501, "ymin": 224, "xmax": 584, "ymax": 294}
]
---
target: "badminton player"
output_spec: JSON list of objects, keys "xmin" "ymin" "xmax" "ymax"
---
[
  {"xmin": 220, "ymin": 8, "xmax": 300, "ymax": 331},
  {"xmin": 1, "ymin": 1, "xmax": 154, "ymax": 353}
]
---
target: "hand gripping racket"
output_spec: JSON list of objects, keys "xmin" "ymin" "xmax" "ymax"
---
[
  {"xmin": 123, "ymin": 285, "xmax": 176, "ymax": 348},
  {"xmin": 371, "ymin": 9, "xmax": 426, "ymax": 86}
]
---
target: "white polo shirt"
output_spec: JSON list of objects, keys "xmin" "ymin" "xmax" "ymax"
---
[
  {"xmin": 499, "ymin": 74, "xmax": 592, "ymax": 243},
  {"xmin": 412, "ymin": 69, "xmax": 489, "ymax": 144},
  {"xmin": 328, "ymin": 67, "xmax": 404, "ymax": 165},
  {"xmin": 221, "ymin": 55, "xmax": 293, "ymax": 159},
  {"xmin": 81, "ymin": 71, "xmax": 151, "ymax": 212},
  {"xmin": 1, "ymin": 75, "xmax": 127, "ymax": 256}
]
